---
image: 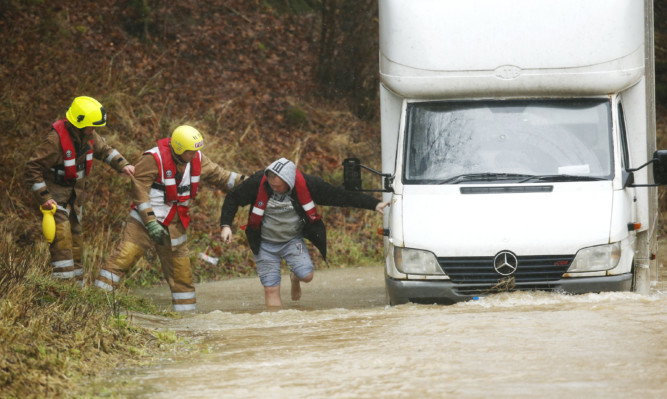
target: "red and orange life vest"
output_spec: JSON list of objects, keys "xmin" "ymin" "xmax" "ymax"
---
[
  {"xmin": 145, "ymin": 137, "xmax": 202, "ymax": 228},
  {"xmin": 247, "ymin": 170, "xmax": 321, "ymax": 229},
  {"xmin": 52, "ymin": 119, "xmax": 93, "ymax": 183}
]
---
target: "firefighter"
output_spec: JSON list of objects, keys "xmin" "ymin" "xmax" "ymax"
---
[
  {"xmin": 25, "ymin": 96, "xmax": 135, "ymax": 284},
  {"xmin": 95, "ymin": 125, "xmax": 245, "ymax": 312}
]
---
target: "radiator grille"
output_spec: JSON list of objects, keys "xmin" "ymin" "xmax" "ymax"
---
[{"xmin": 438, "ymin": 255, "xmax": 574, "ymax": 295}]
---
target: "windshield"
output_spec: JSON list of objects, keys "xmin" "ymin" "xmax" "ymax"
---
[{"xmin": 403, "ymin": 99, "xmax": 613, "ymax": 184}]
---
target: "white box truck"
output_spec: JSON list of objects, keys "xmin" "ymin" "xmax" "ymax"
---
[{"xmin": 344, "ymin": 0, "xmax": 667, "ymax": 304}]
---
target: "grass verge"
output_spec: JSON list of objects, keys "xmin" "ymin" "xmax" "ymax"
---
[{"xmin": 0, "ymin": 226, "xmax": 185, "ymax": 398}]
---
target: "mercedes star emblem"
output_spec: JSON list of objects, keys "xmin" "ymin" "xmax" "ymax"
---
[{"xmin": 493, "ymin": 251, "xmax": 518, "ymax": 276}]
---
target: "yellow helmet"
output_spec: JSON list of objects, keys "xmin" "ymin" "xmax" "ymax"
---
[
  {"xmin": 171, "ymin": 125, "xmax": 204, "ymax": 155},
  {"xmin": 66, "ymin": 96, "xmax": 106, "ymax": 129}
]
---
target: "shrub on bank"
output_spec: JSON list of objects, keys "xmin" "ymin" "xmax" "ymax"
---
[{"xmin": 0, "ymin": 227, "xmax": 182, "ymax": 398}]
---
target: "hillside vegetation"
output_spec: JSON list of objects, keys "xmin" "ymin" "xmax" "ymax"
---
[{"xmin": 1, "ymin": 0, "xmax": 384, "ymax": 282}]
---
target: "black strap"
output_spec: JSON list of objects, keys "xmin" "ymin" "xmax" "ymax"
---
[{"xmin": 151, "ymin": 182, "xmax": 191, "ymax": 195}]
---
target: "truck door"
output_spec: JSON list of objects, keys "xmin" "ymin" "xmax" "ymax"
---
[{"xmin": 617, "ymin": 101, "xmax": 638, "ymax": 240}]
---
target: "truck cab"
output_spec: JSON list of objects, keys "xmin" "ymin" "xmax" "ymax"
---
[{"xmin": 347, "ymin": 0, "xmax": 666, "ymax": 304}]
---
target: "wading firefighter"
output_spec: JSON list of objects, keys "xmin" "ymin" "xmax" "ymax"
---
[
  {"xmin": 25, "ymin": 96, "xmax": 135, "ymax": 284},
  {"xmin": 95, "ymin": 125, "xmax": 245, "ymax": 312}
]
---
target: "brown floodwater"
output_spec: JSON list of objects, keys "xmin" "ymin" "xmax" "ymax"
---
[{"xmin": 86, "ymin": 253, "xmax": 667, "ymax": 398}]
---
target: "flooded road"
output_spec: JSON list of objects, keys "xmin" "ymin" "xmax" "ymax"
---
[{"xmin": 93, "ymin": 263, "xmax": 667, "ymax": 398}]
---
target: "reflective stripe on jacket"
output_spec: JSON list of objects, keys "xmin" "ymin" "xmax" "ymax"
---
[
  {"xmin": 142, "ymin": 138, "xmax": 201, "ymax": 228},
  {"xmin": 52, "ymin": 119, "xmax": 93, "ymax": 184}
]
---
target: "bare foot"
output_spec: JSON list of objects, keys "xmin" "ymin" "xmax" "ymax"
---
[{"xmin": 290, "ymin": 271, "xmax": 302, "ymax": 301}]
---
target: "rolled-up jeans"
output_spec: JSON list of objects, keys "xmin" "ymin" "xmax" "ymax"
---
[{"xmin": 253, "ymin": 236, "xmax": 314, "ymax": 287}]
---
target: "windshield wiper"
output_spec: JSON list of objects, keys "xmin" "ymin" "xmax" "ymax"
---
[
  {"xmin": 518, "ymin": 174, "xmax": 607, "ymax": 183},
  {"xmin": 439, "ymin": 173, "xmax": 535, "ymax": 184}
]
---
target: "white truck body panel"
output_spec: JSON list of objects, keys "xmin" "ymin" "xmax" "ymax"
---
[
  {"xmin": 381, "ymin": 0, "xmax": 641, "ymax": 71},
  {"xmin": 380, "ymin": 0, "xmax": 644, "ymax": 98},
  {"xmin": 399, "ymin": 183, "xmax": 613, "ymax": 256},
  {"xmin": 377, "ymin": 0, "xmax": 658, "ymax": 303}
]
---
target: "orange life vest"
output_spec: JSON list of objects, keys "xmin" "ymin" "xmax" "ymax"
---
[
  {"xmin": 52, "ymin": 119, "xmax": 93, "ymax": 184},
  {"xmin": 145, "ymin": 137, "xmax": 202, "ymax": 228},
  {"xmin": 247, "ymin": 169, "xmax": 321, "ymax": 229}
]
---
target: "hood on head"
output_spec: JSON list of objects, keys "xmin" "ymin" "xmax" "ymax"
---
[{"xmin": 265, "ymin": 158, "xmax": 296, "ymax": 190}]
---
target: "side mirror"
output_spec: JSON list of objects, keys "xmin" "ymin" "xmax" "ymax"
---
[
  {"xmin": 343, "ymin": 158, "xmax": 363, "ymax": 191},
  {"xmin": 652, "ymin": 150, "xmax": 667, "ymax": 185},
  {"xmin": 342, "ymin": 157, "xmax": 393, "ymax": 192}
]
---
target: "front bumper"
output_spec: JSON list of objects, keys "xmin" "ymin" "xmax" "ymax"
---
[{"xmin": 385, "ymin": 273, "xmax": 633, "ymax": 305}]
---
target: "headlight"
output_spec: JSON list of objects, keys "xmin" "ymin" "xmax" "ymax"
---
[
  {"xmin": 394, "ymin": 247, "xmax": 444, "ymax": 275},
  {"xmin": 568, "ymin": 243, "xmax": 621, "ymax": 273}
]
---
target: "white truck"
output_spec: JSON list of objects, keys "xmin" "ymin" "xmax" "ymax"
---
[{"xmin": 344, "ymin": 0, "xmax": 667, "ymax": 304}]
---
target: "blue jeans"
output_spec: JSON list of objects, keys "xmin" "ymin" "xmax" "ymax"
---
[{"xmin": 254, "ymin": 237, "xmax": 314, "ymax": 287}]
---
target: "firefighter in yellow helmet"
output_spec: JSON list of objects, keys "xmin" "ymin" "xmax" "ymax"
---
[
  {"xmin": 25, "ymin": 96, "xmax": 135, "ymax": 284},
  {"xmin": 95, "ymin": 125, "xmax": 246, "ymax": 312}
]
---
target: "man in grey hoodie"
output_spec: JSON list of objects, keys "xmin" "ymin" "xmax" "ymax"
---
[{"xmin": 220, "ymin": 158, "xmax": 389, "ymax": 308}]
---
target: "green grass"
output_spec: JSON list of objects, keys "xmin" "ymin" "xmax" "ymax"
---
[{"xmin": 0, "ymin": 230, "xmax": 181, "ymax": 398}]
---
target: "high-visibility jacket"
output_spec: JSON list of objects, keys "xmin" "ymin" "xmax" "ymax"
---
[
  {"xmin": 25, "ymin": 120, "xmax": 131, "ymax": 217},
  {"xmin": 52, "ymin": 119, "xmax": 93, "ymax": 184},
  {"xmin": 143, "ymin": 138, "xmax": 201, "ymax": 228}
]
